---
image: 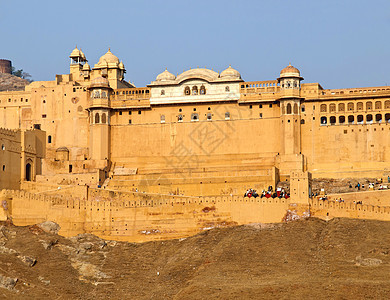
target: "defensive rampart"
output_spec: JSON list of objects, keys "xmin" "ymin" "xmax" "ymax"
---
[{"xmin": 0, "ymin": 189, "xmax": 291, "ymax": 242}]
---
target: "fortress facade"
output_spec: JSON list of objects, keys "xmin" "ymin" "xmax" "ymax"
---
[{"xmin": 0, "ymin": 48, "xmax": 390, "ymax": 241}]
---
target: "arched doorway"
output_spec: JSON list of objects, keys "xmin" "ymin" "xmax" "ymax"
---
[{"xmin": 26, "ymin": 163, "xmax": 32, "ymax": 181}]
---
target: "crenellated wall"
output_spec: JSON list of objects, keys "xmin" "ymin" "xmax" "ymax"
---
[{"xmin": 1, "ymin": 189, "xmax": 290, "ymax": 242}]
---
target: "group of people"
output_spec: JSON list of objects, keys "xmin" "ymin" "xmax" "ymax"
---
[{"xmin": 244, "ymin": 186, "xmax": 290, "ymax": 199}]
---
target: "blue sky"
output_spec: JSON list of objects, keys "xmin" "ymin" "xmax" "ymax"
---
[{"xmin": 1, "ymin": 0, "xmax": 390, "ymax": 88}]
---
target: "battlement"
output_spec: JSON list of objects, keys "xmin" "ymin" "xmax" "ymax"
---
[{"xmin": 0, "ymin": 127, "xmax": 18, "ymax": 137}]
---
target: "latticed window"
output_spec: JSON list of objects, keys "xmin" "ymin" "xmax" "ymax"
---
[
  {"xmin": 366, "ymin": 101, "xmax": 372, "ymax": 110},
  {"xmin": 347, "ymin": 102, "xmax": 354, "ymax": 111},
  {"xmin": 375, "ymin": 101, "xmax": 382, "ymax": 110},
  {"xmin": 320, "ymin": 104, "xmax": 327, "ymax": 113},
  {"xmin": 287, "ymin": 103, "xmax": 292, "ymax": 114},
  {"xmin": 329, "ymin": 103, "xmax": 336, "ymax": 112},
  {"xmin": 338, "ymin": 103, "xmax": 345, "ymax": 112},
  {"xmin": 357, "ymin": 102, "xmax": 363, "ymax": 110},
  {"xmin": 385, "ymin": 100, "xmax": 390, "ymax": 109},
  {"xmin": 200, "ymin": 86, "xmax": 206, "ymax": 95}
]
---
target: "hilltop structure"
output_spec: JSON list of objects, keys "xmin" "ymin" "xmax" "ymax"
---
[{"xmin": 0, "ymin": 47, "xmax": 390, "ymax": 241}]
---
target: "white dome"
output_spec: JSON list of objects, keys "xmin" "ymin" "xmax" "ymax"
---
[
  {"xmin": 220, "ymin": 65, "xmax": 241, "ymax": 79},
  {"xmin": 156, "ymin": 69, "xmax": 176, "ymax": 81}
]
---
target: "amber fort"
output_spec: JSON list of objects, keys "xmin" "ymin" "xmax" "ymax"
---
[{"xmin": 0, "ymin": 48, "xmax": 390, "ymax": 242}]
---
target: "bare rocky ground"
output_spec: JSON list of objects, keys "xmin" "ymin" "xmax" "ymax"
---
[
  {"xmin": 0, "ymin": 218, "xmax": 390, "ymax": 299},
  {"xmin": 0, "ymin": 73, "xmax": 29, "ymax": 91}
]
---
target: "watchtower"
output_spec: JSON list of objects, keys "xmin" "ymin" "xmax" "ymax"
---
[{"xmin": 0, "ymin": 59, "xmax": 12, "ymax": 74}]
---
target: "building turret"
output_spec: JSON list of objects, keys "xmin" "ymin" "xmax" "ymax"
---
[
  {"xmin": 69, "ymin": 46, "xmax": 88, "ymax": 79},
  {"xmin": 87, "ymin": 76, "xmax": 111, "ymax": 161},
  {"xmin": 278, "ymin": 64, "xmax": 304, "ymax": 175}
]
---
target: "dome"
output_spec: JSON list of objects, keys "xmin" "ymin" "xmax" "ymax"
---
[
  {"xmin": 90, "ymin": 76, "xmax": 110, "ymax": 88},
  {"xmin": 79, "ymin": 49, "xmax": 86, "ymax": 60},
  {"xmin": 82, "ymin": 62, "xmax": 90, "ymax": 71},
  {"xmin": 220, "ymin": 65, "xmax": 241, "ymax": 79},
  {"xmin": 97, "ymin": 48, "xmax": 120, "ymax": 65},
  {"xmin": 69, "ymin": 46, "xmax": 81, "ymax": 58},
  {"xmin": 280, "ymin": 63, "xmax": 301, "ymax": 78},
  {"xmin": 176, "ymin": 68, "xmax": 220, "ymax": 83},
  {"xmin": 156, "ymin": 69, "xmax": 176, "ymax": 81}
]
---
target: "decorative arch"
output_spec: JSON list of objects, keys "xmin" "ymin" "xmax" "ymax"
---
[
  {"xmin": 338, "ymin": 103, "xmax": 345, "ymax": 112},
  {"xmin": 95, "ymin": 113, "xmax": 100, "ymax": 124},
  {"xmin": 347, "ymin": 102, "xmax": 354, "ymax": 111},
  {"xmin": 200, "ymin": 85, "xmax": 206, "ymax": 95},
  {"xmin": 286, "ymin": 103, "xmax": 292, "ymax": 114},
  {"xmin": 375, "ymin": 101, "xmax": 382, "ymax": 110},
  {"xmin": 320, "ymin": 104, "xmax": 327, "ymax": 113},
  {"xmin": 25, "ymin": 159, "xmax": 33, "ymax": 181},
  {"xmin": 357, "ymin": 102, "xmax": 363, "ymax": 110},
  {"xmin": 293, "ymin": 103, "xmax": 298, "ymax": 114},
  {"xmin": 366, "ymin": 101, "xmax": 372, "ymax": 110},
  {"xmin": 184, "ymin": 86, "xmax": 190, "ymax": 95},
  {"xmin": 329, "ymin": 103, "xmax": 336, "ymax": 112},
  {"xmin": 101, "ymin": 113, "xmax": 107, "ymax": 124},
  {"xmin": 192, "ymin": 86, "xmax": 198, "ymax": 95},
  {"xmin": 385, "ymin": 100, "xmax": 390, "ymax": 109}
]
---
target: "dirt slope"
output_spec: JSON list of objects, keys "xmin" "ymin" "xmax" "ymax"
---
[{"xmin": 0, "ymin": 218, "xmax": 389, "ymax": 299}]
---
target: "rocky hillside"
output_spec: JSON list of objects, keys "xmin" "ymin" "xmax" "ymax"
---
[
  {"xmin": 0, "ymin": 73, "xmax": 30, "ymax": 92},
  {"xmin": 0, "ymin": 218, "xmax": 389, "ymax": 299}
]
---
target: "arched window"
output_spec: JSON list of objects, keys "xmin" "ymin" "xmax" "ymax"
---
[
  {"xmin": 191, "ymin": 113, "xmax": 199, "ymax": 121},
  {"xmin": 94, "ymin": 90, "xmax": 100, "ymax": 98},
  {"xmin": 48, "ymin": 135, "xmax": 52, "ymax": 143},
  {"xmin": 366, "ymin": 114, "xmax": 373, "ymax": 123},
  {"xmin": 339, "ymin": 116, "xmax": 345, "ymax": 124},
  {"xmin": 320, "ymin": 116, "xmax": 327, "ymax": 125},
  {"xmin": 329, "ymin": 103, "xmax": 336, "ymax": 112},
  {"xmin": 300, "ymin": 119, "xmax": 305, "ymax": 124},
  {"xmin": 161, "ymin": 90, "xmax": 165, "ymax": 96},
  {"xmin": 95, "ymin": 113, "xmax": 100, "ymax": 124},
  {"xmin": 366, "ymin": 101, "xmax": 372, "ymax": 110},
  {"xmin": 348, "ymin": 115, "xmax": 354, "ymax": 124},
  {"xmin": 178, "ymin": 114, "xmax": 183, "ymax": 122},
  {"xmin": 375, "ymin": 101, "xmax": 382, "ymax": 110},
  {"xmin": 184, "ymin": 87, "xmax": 190, "ymax": 95},
  {"xmin": 357, "ymin": 115, "xmax": 364, "ymax": 124},
  {"xmin": 161, "ymin": 115, "xmax": 165, "ymax": 123},
  {"xmin": 385, "ymin": 113, "xmax": 390, "ymax": 123},
  {"xmin": 330, "ymin": 116, "xmax": 336, "ymax": 125},
  {"xmin": 357, "ymin": 102, "xmax": 363, "ymax": 111},
  {"xmin": 338, "ymin": 103, "xmax": 345, "ymax": 112},
  {"xmin": 101, "ymin": 113, "xmax": 107, "ymax": 124},
  {"xmin": 192, "ymin": 86, "xmax": 198, "ymax": 95},
  {"xmin": 301, "ymin": 105, "xmax": 305, "ymax": 113},
  {"xmin": 225, "ymin": 112, "xmax": 230, "ymax": 120},
  {"xmin": 206, "ymin": 113, "xmax": 212, "ymax": 120},
  {"xmin": 320, "ymin": 104, "xmax": 327, "ymax": 113},
  {"xmin": 376, "ymin": 114, "xmax": 382, "ymax": 123},
  {"xmin": 287, "ymin": 103, "xmax": 292, "ymax": 114},
  {"xmin": 225, "ymin": 86, "xmax": 230, "ymax": 92},
  {"xmin": 293, "ymin": 103, "xmax": 298, "ymax": 114},
  {"xmin": 385, "ymin": 100, "xmax": 390, "ymax": 109},
  {"xmin": 200, "ymin": 86, "xmax": 206, "ymax": 95},
  {"xmin": 101, "ymin": 91, "xmax": 107, "ymax": 98},
  {"xmin": 347, "ymin": 102, "xmax": 354, "ymax": 111}
]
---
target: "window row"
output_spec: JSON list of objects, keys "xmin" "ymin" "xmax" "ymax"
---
[
  {"xmin": 90, "ymin": 90, "xmax": 108, "ymax": 99},
  {"xmin": 320, "ymin": 100, "xmax": 390, "ymax": 113},
  {"xmin": 93, "ymin": 112, "xmax": 108, "ymax": 124},
  {"xmin": 115, "ymin": 90, "xmax": 149, "ymax": 95},
  {"xmin": 0, "ymin": 98, "xmax": 29, "ymax": 103},
  {"xmin": 320, "ymin": 113, "xmax": 390, "ymax": 125}
]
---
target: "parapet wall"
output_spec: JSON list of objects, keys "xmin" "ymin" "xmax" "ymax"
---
[
  {"xmin": 1, "ymin": 189, "xmax": 291, "ymax": 242},
  {"xmin": 310, "ymin": 197, "xmax": 390, "ymax": 221}
]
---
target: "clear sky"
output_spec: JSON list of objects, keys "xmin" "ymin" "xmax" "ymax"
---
[{"xmin": 1, "ymin": 0, "xmax": 390, "ymax": 89}]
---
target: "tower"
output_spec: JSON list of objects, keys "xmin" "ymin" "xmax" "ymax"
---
[
  {"xmin": 88, "ymin": 76, "xmax": 111, "ymax": 162},
  {"xmin": 277, "ymin": 64, "xmax": 304, "ymax": 174},
  {"xmin": 69, "ymin": 46, "xmax": 87, "ymax": 80}
]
